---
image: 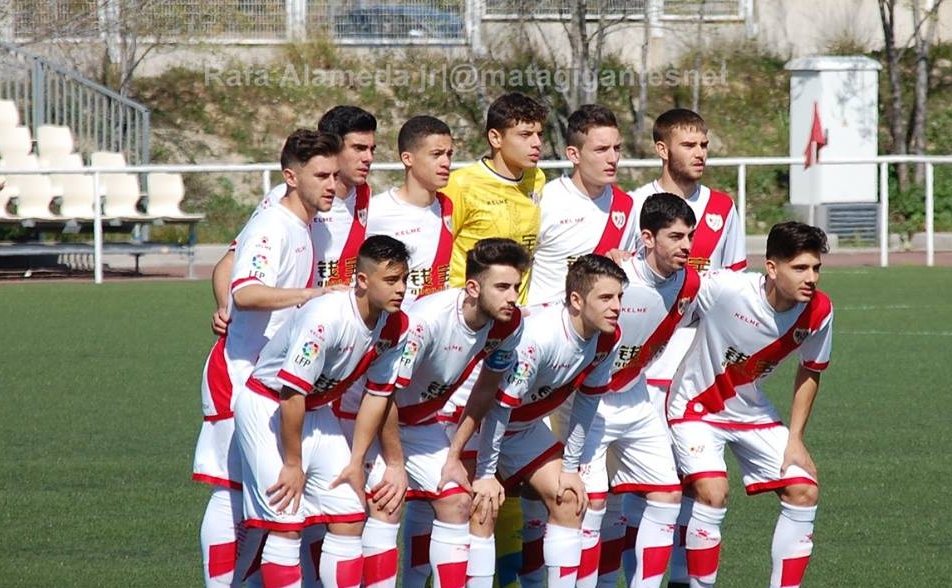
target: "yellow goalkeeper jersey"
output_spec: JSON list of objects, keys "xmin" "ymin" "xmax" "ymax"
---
[{"xmin": 444, "ymin": 158, "xmax": 545, "ymax": 304}]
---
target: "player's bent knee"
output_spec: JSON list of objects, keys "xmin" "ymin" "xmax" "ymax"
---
[
  {"xmin": 692, "ymin": 479, "xmax": 729, "ymax": 508},
  {"xmin": 779, "ymin": 483, "xmax": 819, "ymax": 507},
  {"xmin": 435, "ymin": 492, "xmax": 473, "ymax": 525}
]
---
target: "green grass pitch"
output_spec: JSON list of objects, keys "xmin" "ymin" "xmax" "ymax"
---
[{"xmin": 0, "ymin": 267, "xmax": 949, "ymax": 586}]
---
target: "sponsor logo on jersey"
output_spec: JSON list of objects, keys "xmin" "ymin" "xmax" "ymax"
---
[
  {"xmin": 611, "ymin": 211, "xmax": 626, "ymax": 229},
  {"xmin": 251, "ymin": 254, "xmax": 269, "ymax": 271},
  {"xmin": 294, "ymin": 340, "xmax": 320, "ymax": 366},
  {"xmin": 402, "ymin": 339, "xmax": 420, "ymax": 360},
  {"xmin": 705, "ymin": 213, "xmax": 724, "ymax": 232}
]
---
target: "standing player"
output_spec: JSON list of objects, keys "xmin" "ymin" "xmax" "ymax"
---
[
  {"xmin": 328, "ymin": 115, "xmax": 457, "ymax": 588},
  {"xmin": 192, "ymin": 129, "xmax": 342, "ymax": 587},
  {"xmin": 668, "ymin": 222, "xmax": 832, "ymax": 588},
  {"xmin": 527, "ymin": 103, "xmax": 638, "ymax": 306},
  {"xmin": 622, "ymin": 109, "xmax": 747, "ymax": 588},
  {"xmin": 211, "ymin": 105, "xmax": 378, "ymax": 333},
  {"xmin": 444, "ymin": 254, "xmax": 626, "ymax": 588},
  {"xmin": 233, "ymin": 235, "xmax": 410, "ymax": 588},
  {"xmin": 555, "ymin": 193, "xmax": 700, "ymax": 588},
  {"xmin": 364, "ymin": 238, "xmax": 530, "ymax": 588},
  {"xmin": 416, "ymin": 91, "xmax": 547, "ymax": 588}
]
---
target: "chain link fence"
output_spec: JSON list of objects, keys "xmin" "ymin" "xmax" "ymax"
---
[{"xmin": 483, "ymin": 0, "xmax": 742, "ymax": 18}]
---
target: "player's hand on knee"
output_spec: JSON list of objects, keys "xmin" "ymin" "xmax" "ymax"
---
[
  {"xmin": 782, "ymin": 437, "xmax": 817, "ymax": 480},
  {"xmin": 472, "ymin": 477, "xmax": 505, "ymax": 525},
  {"xmin": 557, "ymin": 471, "xmax": 588, "ymax": 516},
  {"xmin": 371, "ymin": 463, "xmax": 408, "ymax": 515},
  {"xmin": 267, "ymin": 464, "xmax": 305, "ymax": 514},
  {"xmin": 211, "ymin": 307, "xmax": 230, "ymax": 337},
  {"xmin": 330, "ymin": 461, "xmax": 368, "ymax": 509},
  {"xmin": 438, "ymin": 456, "xmax": 473, "ymax": 495}
]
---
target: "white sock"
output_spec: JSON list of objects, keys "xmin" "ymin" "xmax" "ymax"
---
[
  {"xmin": 578, "ymin": 507, "xmax": 606, "ymax": 588},
  {"xmin": 401, "ymin": 500, "xmax": 434, "ymax": 588},
  {"xmin": 519, "ymin": 497, "xmax": 548, "ymax": 588},
  {"xmin": 260, "ymin": 534, "xmax": 302, "ymax": 588},
  {"xmin": 669, "ymin": 495, "xmax": 695, "ymax": 585},
  {"xmin": 430, "ymin": 520, "xmax": 470, "ymax": 588},
  {"xmin": 769, "ymin": 503, "xmax": 817, "ymax": 588},
  {"xmin": 362, "ymin": 518, "xmax": 399, "ymax": 588},
  {"xmin": 633, "ymin": 501, "xmax": 680, "ymax": 588},
  {"xmin": 300, "ymin": 524, "xmax": 327, "ymax": 588},
  {"xmin": 319, "ymin": 533, "xmax": 363, "ymax": 588},
  {"xmin": 621, "ymin": 492, "xmax": 647, "ymax": 588},
  {"xmin": 543, "ymin": 523, "xmax": 582, "ymax": 588},
  {"xmin": 200, "ymin": 488, "xmax": 242, "ymax": 587},
  {"xmin": 466, "ymin": 534, "xmax": 495, "ymax": 588},
  {"xmin": 685, "ymin": 503, "xmax": 726, "ymax": 588}
]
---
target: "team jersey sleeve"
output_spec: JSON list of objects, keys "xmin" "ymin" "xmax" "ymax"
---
[
  {"xmin": 579, "ymin": 344, "xmax": 617, "ymax": 395},
  {"xmin": 495, "ymin": 342, "xmax": 541, "ymax": 408},
  {"xmin": 231, "ymin": 220, "xmax": 286, "ymax": 293},
  {"xmin": 365, "ymin": 317, "xmax": 411, "ymax": 397},
  {"xmin": 276, "ymin": 308, "xmax": 330, "ymax": 395},
  {"xmin": 798, "ymin": 307, "xmax": 834, "ymax": 372},
  {"xmin": 392, "ymin": 319, "xmax": 432, "ymax": 387},
  {"xmin": 694, "ymin": 269, "xmax": 733, "ymax": 318},
  {"xmin": 475, "ymin": 401, "xmax": 511, "ymax": 478},
  {"xmin": 561, "ymin": 392, "xmax": 600, "ymax": 472},
  {"xmin": 721, "ymin": 206, "xmax": 747, "ymax": 271},
  {"xmin": 482, "ymin": 321, "xmax": 524, "ymax": 373}
]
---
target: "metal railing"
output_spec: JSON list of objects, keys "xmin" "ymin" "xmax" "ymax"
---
[
  {"xmin": 0, "ymin": 41, "xmax": 151, "ymax": 164},
  {"xmin": 0, "ymin": 154, "xmax": 947, "ymax": 283}
]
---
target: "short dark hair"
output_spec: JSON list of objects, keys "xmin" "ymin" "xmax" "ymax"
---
[
  {"xmin": 653, "ymin": 108, "xmax": 708, "ymax": 144},
  {"xmin": 398, "ymin": 115, "xmax": 452, "ymax": 154},
  {"xmin": 640, "ymin": 192, "xmax": 697, "ymax": 235},
  {"xmin": 280, "ymin": 129, "xmax": 342, "ymax": 170},
  {"xmin": 765, "ymin": 221, "xmax": 829, "ymax": 262},
  {"xmin": 486, "ymin": 92, "xmax": 548, "ymax": 136},
  {"xmin": 318, "ymin": 105, "xmax": 377, "ymax": 136},
  {"xmin": 564, "ymin": 254, "xmax": 628, "ymax": 305},
  {"xmin": 465, "ymin": 238, "xmax": 531, "ymax": 280},
  {"xmin": 357, "ymin": 235, "xmax": 411, "ymax": 273},
  {"xmin": 567, "ymin": 104, "xmax": 618, "ymax": 149}
]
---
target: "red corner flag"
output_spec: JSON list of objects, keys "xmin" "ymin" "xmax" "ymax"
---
[{"xmin": 804, "ymin": 102, "xmax": 827, "ymax": 168}]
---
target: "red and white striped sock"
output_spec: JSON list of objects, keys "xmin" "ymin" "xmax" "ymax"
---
[
  {"xmin": 578, "ymin": 507, "xmax": 606, "ymax": 588},
  {"xmin": 685, "ymin": 503, "xmax": 726, "ymax": 588},
  {"xmin": 430, "ymin": 520, "xmax": 470, "ymax": 588},
  {"xmin": 362, "ymin": 518, "xmax": 399, "ymax": 588},
  {"xmin": 632, "ymin": 501, "xmax": 679, "ymax": 588},
  {"xmin": 669, "ymin": 495, "xmax": 695, "ymax": 585},
  {"xmin": 260, "ymin": 534, "xmax": 302, "ymax": 588},
  {"xmin": 319, "ymin": 533, "xmax": 363, "ymax": 588},
  {"xmin": 200, "ymin": 488, "xmax": 242, "ymax": 586},
  {"xmin": 769, "ymin": 503, "xmax": 816, "ymax": 588},
  {"xmin": 466, "ymin": 534, "xmax": 495, "ymax": 588},
  {"xmin": 543, "ymin": 523, "xmax": 582, "ymax": 588}
]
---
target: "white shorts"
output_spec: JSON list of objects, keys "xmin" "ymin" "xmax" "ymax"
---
[
  {"xmin": 497, "ymin": 421, "xmax": 563, "ymax": 490},
  {"xmin": 367, "ymin": 422, "xmax": 467, "ymax": 501},
  {"xmin": 235, "ymin": 388, "xmax": 365, "ymax": 531},
  {"xmin": 192, "ymin": 417, "xmax": 242, "ymax": 490},
  {"xmin": 670, "ymin": 421, "xmax": 819, "ymax": 495},
  {"xmin": 334, "ymin": 403, "xmax": 381, "ymax": 483}
]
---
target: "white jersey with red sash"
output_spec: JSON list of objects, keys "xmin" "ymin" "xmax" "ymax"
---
[
  {"xmin": 236, "ymin": 183, "xmax": 372, "ymax": 288},
  {"xmin": 366, "ymin": 188, "xmax": 454, "ymax": 309},
  {"xmin": 667, "ymin": 270, "xmax": 833, "ymax": 427},
  {"xmin": 245, "ymin": 290, "xmax": 408, "ymax": 411},
  {"xmin": 390, "ymin": 288, "xmax": 524, "ymax": 426},
  {"xmin": 527, "ymin": 177, "xmax": 637, "ymax": 305}
]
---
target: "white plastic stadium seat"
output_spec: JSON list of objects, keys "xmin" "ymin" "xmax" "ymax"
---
[
  {"xmin": 46, "ymin": 153, "xmax": 83, "ymax": 199},
  {"xmin": 0, "ymin": 126, "xmax": 33, "ymax": 158},
  {"xmin": 0, "ymin": 100, "xmax": 19, "ymax": 129},
  {"xmin": 36, "ymin": 125, "xmax": 75, "ymax": 160},
  {"xmin": 8, "ymin": 174, "xmax": 57, "ymax": 219},
  {"xmin": 146, "ymin": 172, "xmax": 204, "ymax": 221},
  {"xmin": 102, "ymin": 173, "xmax": 149, "ymax": 219},
  {"xmin": 0, "ymin": 153, "xmax": 40, "ymax": 171},
  {"xmin": 59, "ymin": 174, "xmax": 99, "ymax": 219},
  {"xmin": 90, "ymin": 150, "xmax": 127, "ymax": 168},
  {"xmin": 0, "ymin": 175, "xmax": 21, "ymax": 220}
]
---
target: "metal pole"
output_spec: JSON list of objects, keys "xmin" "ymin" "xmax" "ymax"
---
[
  {"xmin": 263, "ymin": 170, "xmax": 271, "ymax": 197},
  {"xmin": 93, "ymin": 171, "xmax": 104, "ymax": 284},
  {"xmin": 879, "ymin": 162, "xmax": 889, "ymax": 268},
  {"xmin": 736, "ymin": 163, "xmax": 746, "ymax": 236},
  {"xmin": 926, "ymin": 163, "xmax": 935, "ymax": 267}
]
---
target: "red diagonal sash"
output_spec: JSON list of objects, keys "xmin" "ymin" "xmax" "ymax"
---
[
  {"xmin": 688, "ymin": 189, "xmax": 734, "ymax": 272},
  {"xmin": 398, "ymin": 308, "xmax": 523, "ymax": 425},
  {"xmin": 327, "ymin": 184, "xmax": 371, "ymax": 286},
  {"xmin": 610, "ymin": 267, "xmax": 701, "ymax": 392},
  {"xmin": 690, "ymin": 292, "xmax": 832, "ymax": 416},
  {"xmin": 509, "ymin": 328, "xmax": 620, "ymax": 424},
  {"xmin": 593, "ymin": 185, "xmax": 634, "ymax": 255},
  {"xmin": 416, "ymin": 192, "xmax": 454, "ymax": 298}
]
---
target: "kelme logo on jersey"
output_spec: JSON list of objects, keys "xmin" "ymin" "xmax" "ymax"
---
[
  {"xmin": 705, "ymin": 213, "xmax": 724, "ymax": 232},
  {"xmin": 611, "ymin": 211, "xmax": 626, "ymax": 229}
]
